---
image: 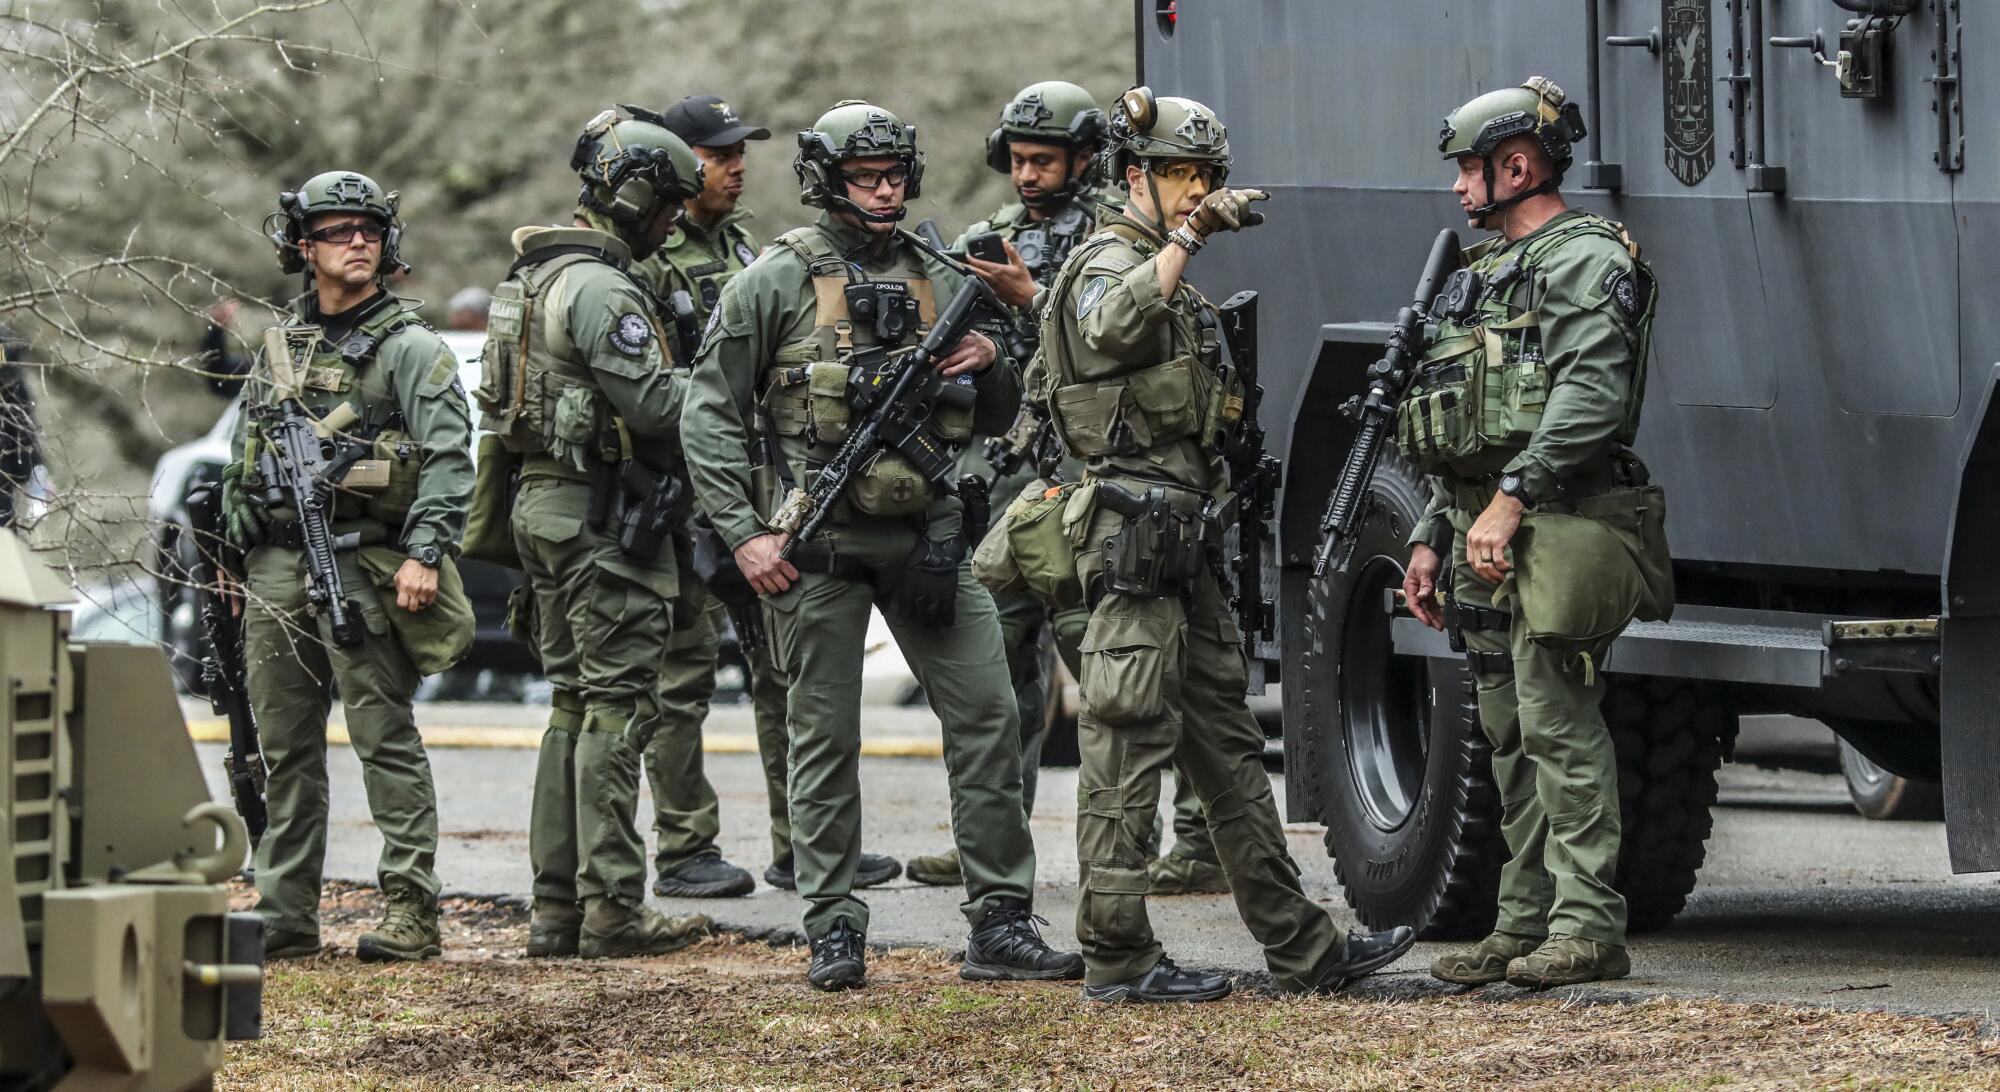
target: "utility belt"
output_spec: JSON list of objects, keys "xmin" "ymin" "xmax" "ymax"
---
[
  {"xmin": 519, "ymin": 451, "xmax": 688, "ymax": 563},
  {"xmin": 1092, "ymin": 477, "xmax": 1229, "ymax": 599},
  {"xmin": 261, "ymin": 517, "xmax": 389, "ymax": 552},
  {"xmin": 1440, "ymin": 451, "xmax": 1640, "ymax": 516}
]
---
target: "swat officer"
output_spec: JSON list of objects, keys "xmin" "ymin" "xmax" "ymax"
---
[
  {"xmin": 683, "ymin": 100, "xmax": 1081, "ymax": 991},
  {"xmin": 1044, "ymin": 88, "xmax": 1415, "ymax": 1001},
  {"xmin": 1408, "ymin": 79, "xmax": 1665, "ymax": 989},
  {"xmin": 633, "ymin": 94, "xmax": 899, "ymax": 898},
  {"xmin": 220, "ymin": 172, "xmax": 474, "ymax": 962},
  {"xmin": 909, "ymin": 80, "xmax": 1223, "ymax": 897},
  {"xmin": 482, "ymin": 108, "xmax": 714, "ymax": 959}
]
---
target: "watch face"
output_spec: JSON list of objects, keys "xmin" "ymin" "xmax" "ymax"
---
[{"xmin": 1500, "ymin": 474, "xmax": 1523, "ymax": 496}]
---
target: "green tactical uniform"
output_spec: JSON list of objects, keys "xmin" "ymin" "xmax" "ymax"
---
[
  {"xmin": 631, "ymin": 211, "xmax": 790, "ymax": 879},
  {"xmin": 1406, "ymin": 212, "xmax": 1659, "ymax": 947},
  {"xmin": 230, "ymin": 288, "xmax": 472, "ymax": 945},
  {"xmin": 1045, "ymin": 214, "xmax": 1345, "ymax": 990},
  {"xmin": 684, "ymin": 210, "xmax": 1039, "ymax": 938},
  {"xmin": 499, "ymin": 223, "xmax": 689, "ymax": 911},
  {"xmin": 1414, "ymin": 79, "xmax": 1667, "ymax": 988}
]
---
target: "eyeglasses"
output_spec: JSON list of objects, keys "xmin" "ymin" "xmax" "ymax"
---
[
  {"xmin": 838, "ymin": 165, "xmax": 910, "ymax": 191},
  {"xmin": 305, "ymin": 222, "xmax": 385, "ymax": 245},
  {"xmin": 1153, "ymin": 161, "xmax": 1221, "ymax": 187}
]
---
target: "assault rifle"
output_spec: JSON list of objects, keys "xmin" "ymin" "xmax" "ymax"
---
[
  {"xmin": 1215, "ymin": 290, "xmax": 1281, "ymax": 644},
  {"xmin": 982, "ymin": 403, "xmax": 1063, "ymax": 484},
  {"xmin": 252, "ymin": 326, "xmax": 367, "ymax": 646},
  {"xmin": 184, "ymin": 475, "xmax": 267, "ymax": 848},
  {"xmin": 1313, "ymin": 229, "xmax": 1462, "ymax": 578},
  {"xmin": 771, "ymin": 273, "xmax": 1001, "ymax": 558}
]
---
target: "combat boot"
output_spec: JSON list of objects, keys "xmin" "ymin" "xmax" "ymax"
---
[
  {"xmin": 904, "ymin": 847, "xmax": 962, "ymax": 887},
  {"xmin": 764, "ymin": 852, "xmax": 903, "ymax": 891},
  {"xmin": 263, "ymin": 925, "xmax": 322, "ymax": 961},
  {"xmin": 807, "ymin": 921, "xmax": 866, "ymax": 991},
  {"xmin": 1296, "ymin": 927, "xmax": 1419, "ymax": 993},
  {"xmin": 357, "ymin": 892, "xmax": 441, "ymax": 963},
  {"xmin": 960, "ymin": 899, "xmax": 1084, "ymax": 981},
  {"xmin": 1147, "ymin": 852, "xmax": 1230, "ymax": 895},
  {"xmin": 526, "ymin": 897, "xmax": 581, "ymax": 958},
  {"xmin": 652, "ymin": 853, "xmax": 755, "ymax": 899},
  {"xmin": 1506, "ymin": 934, "xmax": 1630, "ymax": 989},
  {"xmin": 578, "ymin": 898, "xmax": 711, "ymax": 959},
  {"xmin": 1430, "ymin": 930, "xmax": 1543, "ymax": 985},
  {"xmin": 1081, "ymin": 956, "xmax": 1231, "ymax": 1003}
]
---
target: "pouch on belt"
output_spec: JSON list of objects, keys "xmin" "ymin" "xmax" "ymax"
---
[{"xmin": 356, "ymin": 545, "xmax": 475, "ymax": 676}]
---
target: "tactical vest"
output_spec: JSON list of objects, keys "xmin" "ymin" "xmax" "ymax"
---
[
  {"xmin": 478, "ymin": 237, "xmax": 662, "ymax": 474},
  {"xmin": 1038, "ymin": 229, "xmax": 1241, "ymax": 463},
  {"xmin": 758, "ymin": 225, "xmax": 975, "ymax": 517},
  {"xmin": 664, "ymin": 220, "xmax": 758, "ymax": 317},
  {"xmin": 244, "ymin": 297, "xmax": 434, "ymax": 525},
  {"xmin": 1394, "ymin": 213, "xmax": 1656, "ymax": 477},
  {"xmin": 998, "ymin": 200, "xmax": 1097, "ymax": 285}
]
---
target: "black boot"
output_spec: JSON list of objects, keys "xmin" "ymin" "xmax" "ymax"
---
[
  {"xmin": 1081, "ymin": 956, "xmax": 1231, "ymax": 1003},
  {"xmin": 653, "ymin": 853, "xmax": 755, "ymax": 898},
  {"xmin": 764, "ymin": 853, "xmax": 902, "ymax": 892},
  {"xmin": 1299, "ymin": 927, "xmax": 1418, "ymax": 994},
  {"xmin": 807, "ymin": 921, "xmax": 866, "ymax": 991},
  {"xmin": 960, "ymin": 900, "xmax": 1084, "ymax": 981}
]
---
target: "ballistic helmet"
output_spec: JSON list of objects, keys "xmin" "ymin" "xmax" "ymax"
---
[
  {"xmin": 1101, "ymin": 86, "xmax": 1230, "ymax": 188},
  {"xmin": 794, "ymin": 100, "xmax": 925, "ymax": 220},
  {"xmin": 571, "ymin": 105, "xmax": 706, "ymax": 254},
  {"xmin": 264, "ymin": 170, "xmax": 406, "ymax": 277}
]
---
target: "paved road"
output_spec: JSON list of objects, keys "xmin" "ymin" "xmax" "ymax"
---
[{"xmin": 200, "ymin": 718, "xmax": 2000, "ymax": 1022}]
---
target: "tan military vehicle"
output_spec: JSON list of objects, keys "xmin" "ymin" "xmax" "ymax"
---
[{"xmin": 0, "ymin": 528, "xmax": 261, "ymax": 1089}]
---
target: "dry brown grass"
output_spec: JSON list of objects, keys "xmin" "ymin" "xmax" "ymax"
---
[{"xmin": 218, "ymin": 885, "xmax": 2000, "ymax": 1091}]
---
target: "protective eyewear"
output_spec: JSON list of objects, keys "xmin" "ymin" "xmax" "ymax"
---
[
  {"xmin": 838, "ymin": 165, "xmax": 910, "ymax": 191},
  {"xmin": 1153, "ymin": 161, "xmax": 1222, "ymax": 187},
  {"xmin": 305, "ymin": 222, "xmax": 386, "ymax": 245}
]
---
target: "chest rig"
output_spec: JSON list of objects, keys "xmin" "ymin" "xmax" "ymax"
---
[
  {"xmin": 1006, "ymin": 202, "xmax": 1095, "ymax": 285},
  {"xmin": 759, "ymin": 225, "xmax": 975, "ymax": 518},
  {"xmin": 245, "ymin": 300, "xmax": 429, "ymax": 525},
  {"xmin": 668, "ymin": 222, "xmax": 756, "ymax": 316},
  {"xmin": 1038, "ymin": 228, "xmax": 1241, "ymax": 464},
  {"xmin": 478, "ymin": 238, "xmax": 662, "ymax": 476},
  {"xmin": 1394, "ymin": 213, "xmax": 1654, "ymax": 477}
]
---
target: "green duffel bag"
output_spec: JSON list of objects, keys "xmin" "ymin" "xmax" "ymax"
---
[
  {"xmin": 461, "ymin": 433, "xmax": 522, "ymax": 569},
  {"xmin": 1497, "ymin": 485, "xmax": 1674, "ymax": 670},
  {"xmin": 356, "ymin": 546, "xmax": 476, "ymax": 677}
]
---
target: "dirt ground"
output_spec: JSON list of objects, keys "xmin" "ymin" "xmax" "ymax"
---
[{"xmin": 218, "ymin": 884, "xmax": 2000, "ymax": 1091}]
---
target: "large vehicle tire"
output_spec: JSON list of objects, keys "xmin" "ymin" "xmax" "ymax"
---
[
  {"xmin": 1300, "ymin": 456, "xmax": 1506, "ymax": 939},
  {"xmin": 1604, "ymin": 677, "xmax": 1734, "ymax": 932},
  {"xmin": 1838, "ymin": 739, "xmax": 1944, "ymax": 821}
]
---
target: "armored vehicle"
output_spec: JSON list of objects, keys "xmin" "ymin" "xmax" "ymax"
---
[
  {"xmin": 1138, "ymin": 0, "xmax": 1988, "ymax": 936},
  {"xmin": 0, "ymin": 529, "xmax": 262, "ymax": 1089}
]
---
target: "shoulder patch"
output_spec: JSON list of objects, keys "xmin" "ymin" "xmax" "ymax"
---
[
  {"xmin": 609, "ymin": 312, "xmax": 652, "ymax": 357},
  {"xmin": 735, "ymin": 241, "xmax": 757, "ymax": 267},
  {"xmin": 696, "ymin": 303, "xmax": 725, "ymax": 358},
  {"xmin": 1602, "ymin": 266, "xmax": 1650, "ymax": 324},
  {"xmin": 1076, "ymin": 275, "xmax": 1111, "ymax": 320}
]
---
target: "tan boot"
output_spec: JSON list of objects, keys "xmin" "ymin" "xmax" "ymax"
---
[
  {"xmin": 1429, "ymin": 930, "xmax": 1543, "ymax": 985},
  {"xmin": 578, "ymin": 898, "xmax": 712, "ymax": 959},
  {"xmin": 357, "ymin": 892, "xmax": 441, "ymax": 963},
  {"xmin": 905, "ymin": 848, "xmax": 962, "ymax": 887},
  {"xmin": 1147, "ymin": 853, "xmax": 1230, "ymax": 895},
  {"xmin": 1505, "ymin": 934, "xmax": 1630, "ymax": 989},
  {"xmin": 527, "ymin": 897, "xmax": 582, "ymax": 958}
]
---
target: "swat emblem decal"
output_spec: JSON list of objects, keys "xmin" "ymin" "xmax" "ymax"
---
[
  {"xmin": 735, "ymin": 241, "xmax": 757, "ymax": 267},
  {"xmin": 609, "ymin": 312, "xmax": 652, "ymax": 357},
  {"xmin": 1077, "ymin": 275, "xmax": 1110, "ymax": 320},
  {"xmin": 1663, "ymin": 0, "xmax": 1715, "ymax": 187}
]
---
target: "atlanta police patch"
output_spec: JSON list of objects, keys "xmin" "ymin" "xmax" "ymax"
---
[
  {"xmin": 1603, "ymin": 267, "xmax": 1646, "ymax": 323},
  {"xmin": 735, "ymin": 241, "xmax": 757, "ymax": 267},
  {"xmin": 1077, "ymin": 275, "xmax": 1110, "ymax": 320},
  {"xmin": 609, "ymin": 312, "xmax": 652, "ymax": 357}
]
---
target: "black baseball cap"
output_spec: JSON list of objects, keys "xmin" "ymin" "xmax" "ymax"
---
[{"xmin": 660, "ymin": 94, "xmax": 772, "ymax": 147}]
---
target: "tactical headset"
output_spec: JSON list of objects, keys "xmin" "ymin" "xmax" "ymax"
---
[
  {"xmin": 794, "ymin": 101, "xmax": 925, "ymax": 223},
  {"xmin": 263, "ymin": 183, "xmax": 406, "ymax": 279},
  {"xmin": 571, "ymin": 105, "xmax": 703, "ymax": 233}
]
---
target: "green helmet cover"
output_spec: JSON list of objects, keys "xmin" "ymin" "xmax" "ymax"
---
[
  {"xmin": 987, "ymin": 81, "xmax": 1107, "ymax": 166},
  {"xmin": 1438, "ymin": 76, "xmax": 1586, "ymax": 174},
  {"xmin": 794, "ymin": 100, "xmax": 926, "ymax": 217},
  {"xmin": 1102, "ymin": 87, "xmax": 1231, "ymax": 187},
  {"xmin": 572, "ymin": 105, "xmax": 706, "ymax": 241},
  {"xmin": 265, "ymin": 169, "xmax": 406, "ymax": 277}
]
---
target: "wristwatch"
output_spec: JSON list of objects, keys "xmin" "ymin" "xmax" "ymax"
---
[
  {"xmin": 1497, "ymin": 472, "xmax": 1532, "ymax": 506},
  {"xmin": 407, "ymin": 543, "xmax": 442, "ymax": 569}
]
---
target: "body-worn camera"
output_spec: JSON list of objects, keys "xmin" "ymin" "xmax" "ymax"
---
[{"xmin": 845, "ymin": 280, "xmax": 923, "ymax": 346}]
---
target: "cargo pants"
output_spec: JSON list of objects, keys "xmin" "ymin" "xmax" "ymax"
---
[
  {"xmin": 243, "ymin": 543, "xmax": 438, "ymax": 933},
  {"xmin": 765, "ymin": 511, "xmax": 1035, "ymax": 939},
  {"xmin": 512, "ymin": 472, "xmax": 677, "ymax": 909},
  {"xmin": 647, "ymin": 579, "xmax": 794, "ymax": 873},
  {"xmin": 1448, "ymin": 507, "xmax": 1627, "ymax": 945},
  {"xmin": 1071, "ymin": 504, "xmax": 1340, "ymax": 989}
]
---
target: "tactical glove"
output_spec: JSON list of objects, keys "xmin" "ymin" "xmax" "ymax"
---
[
  {"xmin": 1186, "ymin": 188, "xmax": 1270, "ymax": 238},
  {"xmin": 884, "ymin": 535, "xmax": 964, "ymax": 628},
  {"xmin": 219, "ymin": 462, "xmax": 268, "ymax": 549}
]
